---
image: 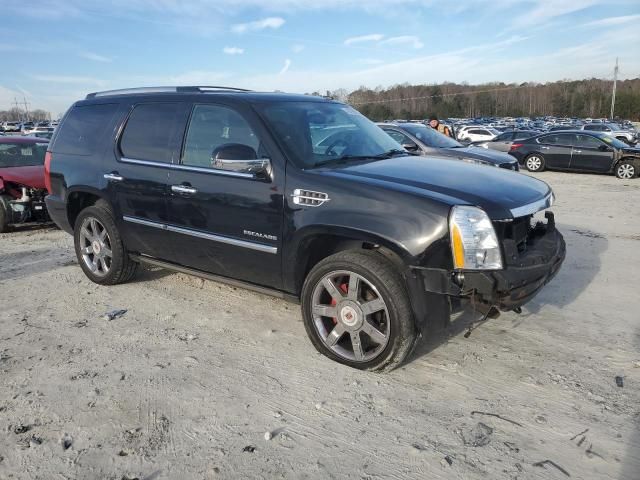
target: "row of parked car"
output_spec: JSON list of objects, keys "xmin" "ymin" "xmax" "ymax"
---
[
  {"xmin": 388, "ymin": 116, "xmax": 639, "ymax": 146},
  {"xmin": 454, "ymin": 121, "xmax": 638, "ymax": 146},
  {"xmin": 376, "ymin": 121, "xmax": 640, "ymax": 179},
  {"xmin": 0, "ymin": 120, "xmax": 57, "ymax": 139}
]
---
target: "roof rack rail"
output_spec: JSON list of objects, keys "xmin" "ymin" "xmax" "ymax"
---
[{"xmin": 86, "ymin": 85, "xmax": 251, "ymax": 99}]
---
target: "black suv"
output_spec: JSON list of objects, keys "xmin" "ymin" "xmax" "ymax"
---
[{"xmin": 45, "ymin": 86, "xmax": 566, "ymax": 371}]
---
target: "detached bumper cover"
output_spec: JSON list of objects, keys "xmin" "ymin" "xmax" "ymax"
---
[{"xmin": 414, "ymin": 220, "xmax": 566, "ymax": 311}]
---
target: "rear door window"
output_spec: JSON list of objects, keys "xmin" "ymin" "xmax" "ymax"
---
[
  {"xmin": 53, "ymin": 103, "xmax": 118, "ymax": 155},
  {"xmin": 556, "ymin": 134, "xmax": 576, "ymax": 146},
  {"xmin": 120, "ymin": 103, "xmax": 186, "ymax": 163}
]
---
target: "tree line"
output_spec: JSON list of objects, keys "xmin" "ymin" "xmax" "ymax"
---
[
  {"xmin": 0, "ymin": 107, "xmax": 51, "ymax": 122},
  {"xmin": 340, "ymin": 78, "xmax": 640, "ymax": 121},
  {"xmin": 3, "ymin": 77, "xmax": 639, "ymax": 123}
]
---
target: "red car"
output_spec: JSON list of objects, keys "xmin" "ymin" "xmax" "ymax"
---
[{"xmin": 0, "ymin": 136, "xmax": 50, "ymax": 232}]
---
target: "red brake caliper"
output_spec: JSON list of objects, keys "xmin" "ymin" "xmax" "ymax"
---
[{"xmin": 331, "ymin": 282, "xmax": 349, "ymax": 324}]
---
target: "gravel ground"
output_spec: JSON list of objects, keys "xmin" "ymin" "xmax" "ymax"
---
[{"xmin": 0, "ymin": 171, "xmax": 638, "ymax": 480}]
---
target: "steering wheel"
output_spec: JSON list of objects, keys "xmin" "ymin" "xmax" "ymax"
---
[{"xmin": 324, "ymin": 139, "xmax": 350, "ymax": 156}]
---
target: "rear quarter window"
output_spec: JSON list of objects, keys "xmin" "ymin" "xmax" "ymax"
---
[{"xmin": 53, "ymin": 103, "xmax": 119, "ymax": 156}]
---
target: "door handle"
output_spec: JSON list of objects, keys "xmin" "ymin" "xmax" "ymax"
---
[
  {"xmin": 171, "ymin": 184, "xmax": 198, "ymax": 195},
  {"xmin": 104, "ymin": 173, "xmax": 124, "ymax": 182},
  {"xmin": 540, "ymin": 146, "xmax": 550, "ymax": 150}
]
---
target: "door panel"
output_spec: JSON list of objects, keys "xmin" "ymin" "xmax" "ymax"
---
[
  {"xmin": 569, "ymin": 135, "xmax": 615, "ymax": 172},
  {"xmin": 537, "ymin": 133, "xmax": 573, "ymax": 169},
  {"xmin": 165, "ymin": 102, "xmax": 284, "ymax": 288},
  {"xmin": 109, "ymin": 102, "xmax": 189, "ymax": 259}
]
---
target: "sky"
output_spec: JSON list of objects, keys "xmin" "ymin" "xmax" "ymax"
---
[{"xmin": 1, "ymin": 0, "xmax": 639, "ymax": 117}]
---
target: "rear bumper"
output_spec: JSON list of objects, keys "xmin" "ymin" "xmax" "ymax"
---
[
  {"xmin": 414, "ymin": 219, "xmax": 566, "ymax": 311},
  {"xmin": 44, "ymin": 194, "xmax": 73, "ymax": 234}
]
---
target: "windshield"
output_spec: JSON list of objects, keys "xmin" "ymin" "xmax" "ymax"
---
[
  {"xmin": 597, "ymin": 134, "xmax": 628, "ymax": 149},
  {"xmin": 0, "ymin": 141, "xmax": 48, "ymax": 167},
  {"xmin": 258, "ymin": 101, "xmax": 402, "ymax": 168},
  {"xmin": 399, "ymin": 124, "xmax": 462, "ymax": 148}
]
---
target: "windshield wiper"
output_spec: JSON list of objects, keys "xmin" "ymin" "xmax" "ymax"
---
[{"xmin": 313, "ymin": 149, "xmax": 408, "ymax": 168}]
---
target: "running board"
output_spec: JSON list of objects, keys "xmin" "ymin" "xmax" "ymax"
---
[{"xmin": 129, "ymin": 254, "xmax": 300, "ymax": 304}]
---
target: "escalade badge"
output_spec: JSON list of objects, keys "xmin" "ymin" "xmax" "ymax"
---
[{"xmin": 244, "ymin": 230, "xmax": 277, "ymax": 241}]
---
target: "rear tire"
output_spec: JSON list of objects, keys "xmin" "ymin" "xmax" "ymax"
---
[
  {"xmin": 0, "ymin": 195, "xmax": 11, "ymax": 233},
  {"xmin": 615, "ymin": 161, "xmax": 636, "ymax": 179},
  {"xmin": 524, "ymin": 153, "xmax": 545, "ymax": 172},
  {"xmin": 301, "ymin": 250, "xmax": 417, "ymax": 372},
  {"xmin": 73, "ymin": 202, "xmax": 138, "ymax": 285}
]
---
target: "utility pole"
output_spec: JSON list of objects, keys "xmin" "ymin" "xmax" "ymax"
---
[
  {"xmin": 12, "ymin": 97, "xmax": 23, "ymax": 121},
  {"xmin": 610, "ymin": 57, "xmax": 618, "ymax": 120},
  {"xmin": 22, "ymin": 96, "xmax": 31, "ymax": 121}
]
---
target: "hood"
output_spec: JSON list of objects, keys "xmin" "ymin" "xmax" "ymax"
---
[
  {"xmin": 445, "ymin": 145, "xmax": 516, "ymax": 165},
  {"xmin": 0, "ymin": 165, "xmax": 46, "ymax": 190},
  {"xmin": 320, "ymin": 155, "xmax": 551, "ymax": 220},
  {"xmin": 621, "ymin": 146, "xmax": 640, "ymax": 156}
]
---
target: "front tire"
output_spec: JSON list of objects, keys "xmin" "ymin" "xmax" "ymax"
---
[
  {"xmin": 524, "ymin": 153, "xmax": 545, "ymax": 172},
  {"xmin": 73, "ymin": 202, "xmax": 138, "ymax": 284},
  {"xmin": 301, "ymin": 250, "xmax": 417, "ymax": 371},
  {"xmin": 615, "ymin": 161, "xmax": 636, "ymax": 179}
]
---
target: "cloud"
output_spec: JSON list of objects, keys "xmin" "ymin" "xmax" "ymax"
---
[
  {"xmin": 511, "ymin": 0, "xmax": 599, "ymax": 28},
  {"xmin": 231, "ymin": 17, "xmax": 285, "ymax": 33},
  {"xmin": 292, "ymin": 44, "xmax": 305, "ymax": 53},
  {"xmin": 279, "ymin": 59, "xmax": 291, "ymax": 75},
  {"xmin": 79, "ymin": 51, "xmax": 113, "ymax": 63},
  {"xmin": 379, "ymin": 35, "xmax": 423, "ymax": 49},
  {"xmin": 223, "ymin": 46, "xmax": 244, "ymax": 55},
  {"xmin": 582, "ymin": 13, "xmax": 640, "ymax": 27},
  {"xmin": 344, "ymin": 34, "xmax": 384, "ymax": 46}
]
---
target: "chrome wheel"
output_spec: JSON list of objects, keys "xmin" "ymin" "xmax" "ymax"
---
[
  {"xmin": 617, "ymin": 164, "xmax": 635, "ymax": 179},
  {"xmin": 526, "ymin": 156, "xmax": 542, "ymax": 171},
  {"xmin": 79, "ymin": 217, "xmax": 112, "ymax": 277},
  {"xmin": 311, "ymin": 270, "xmax": 390, "ymax": 362}
]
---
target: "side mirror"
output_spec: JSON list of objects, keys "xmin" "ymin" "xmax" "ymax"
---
[
  {"xmin": 211, "ymin": 143, "xmax": 271, "ymax": 178},
  {"xmin": 402, "ymin": 142, "xmax": 419, "ymax": 152},
  {"xmin": 598, "ymin": 144, "xmax": 611, "ymax": 152}
]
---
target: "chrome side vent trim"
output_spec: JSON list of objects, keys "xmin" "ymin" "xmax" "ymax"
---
[{"xmin": 291, "ymin": 189, "xmax": 330, "ymax": 207}]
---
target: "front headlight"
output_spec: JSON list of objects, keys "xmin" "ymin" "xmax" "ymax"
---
[{"xmin": 449, "ymin": 206, "xmax": 503, "ymax": 270}]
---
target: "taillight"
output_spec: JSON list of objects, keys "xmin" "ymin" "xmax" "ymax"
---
[
  {"xmin": 510, "ymin": 143, "xmax": 523, "ymax": 151},
  {"xmin": 44, "ymin": 151, "xmax": 52, "ymax": 194}
]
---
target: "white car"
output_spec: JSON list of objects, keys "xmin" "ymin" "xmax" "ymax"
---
[
  {"xmin": 459, "ymin": 127, "xmax": 500, "ymax": 143},
  {"xmin": 1, "ymin": 121, "xmax": 21, "ymax": 133}
]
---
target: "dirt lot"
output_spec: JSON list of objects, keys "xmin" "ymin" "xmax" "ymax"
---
[{"xmin": 1, "ymin": 171, "xmax": 639, "ymax": 480}]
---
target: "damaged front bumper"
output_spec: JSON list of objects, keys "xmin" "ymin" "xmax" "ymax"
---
[{"xmin": 414, "ymin": 213, "xmax": 566, "ymax": 311}]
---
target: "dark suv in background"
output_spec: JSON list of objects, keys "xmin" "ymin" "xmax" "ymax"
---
[{"xmin": 45, "ymin": 86, "xmax": 565, "ymax": 371}]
